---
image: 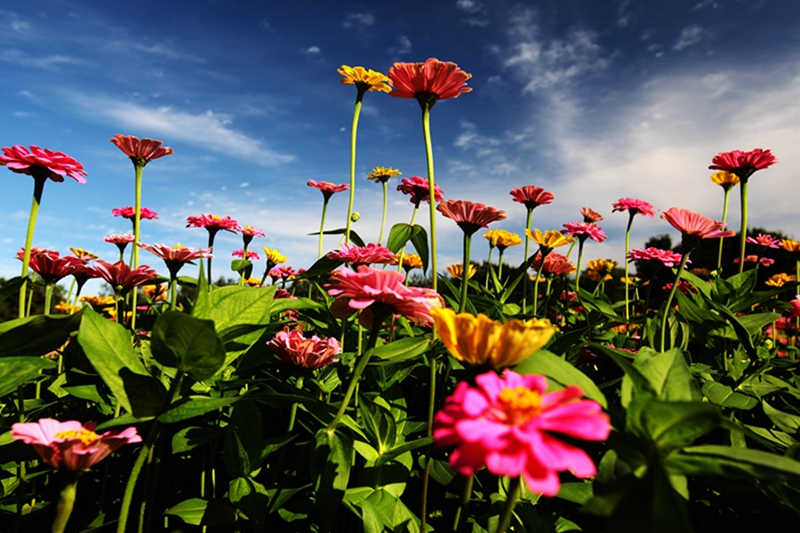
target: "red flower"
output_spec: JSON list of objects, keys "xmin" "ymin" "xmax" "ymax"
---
[
  {"xmin": 627, "ymin": 247, "xmax": 685, "ymax": 268},
  {"xmin": 112, "ymin": 206, "xmax": 159, "ymax": 220},
  {"xmin": 307, "ymin": 180, "xmax": 349, "ymax": 201},
  {"xmin": 581, "ymin": 207, "xmax": 603, "ymax": 223},
  {"xmin": 510, "ymin": 186, "xmax": 555, "ymax": 211},
  {"xmin": 110, "ymin": 134, "xmax": 173, "ymax": 166},
  {"xmin": 388, "ymin": 58, "xmax": 472, "ymax": 108},
  {"xmin": 709, "ymin": 148, "xmax": 777, "ymax": 180},
  {"xmin": 612, "ymin": 198, "xmax": 655, "ymax": 218},
  {"xmin": 0, "ymin": 145, "xmax": 87, "ymax": 183},
  {"xmin": 21, "ymin": 249, "xmax": 84, "ymax": 284},
  {"xmin": 662, "ymin": 280, "xmax": 699, "ymax": 296},
  {"xmin": 661, "ymin": 208, "xmax": 736, "ymax": 249},
  {"xmin": 267, "ymin": 327, "xmax": 341, "ymax": 369},
  {"xmin": 139, "ymin": 243, "xmax": 212, "ymax": 279},
  {"xmin": 327, "ymin": 243, "xmax": 396, "ymax": 267},
  {"xmin": 746, "ymin": 233, "xmax": 783, "ymax": 249},
  {"xmin": 186, "ymin": 214, "xmax": 241, "ymax": 234},
  {"xmin": 562, "ymin": 222, "xmax": 606, "ymax": 243},
  {"xmin": 437, "ymin": 199, "xmax": 506, "ymax": 236},
  {"xmin": 94, "ymin": 260, "xmax": 158, "ymax": 293},
  {"xmin": 530, "ymin": 252, "xmax": 575, "ymax": 276},
  {"xmin": 12, "ymin": 419, "xmax": 141, "ymax": 472},
  {"xmin": 397, "ymin": 176, "xmax": 444, "ymax": 207},
  {"xmin": 325, "ymin": 265, "xmax": 443, "ymax": 328},
  {"xmin": 433, "ymin": 370, "xmax": 610, "ymax": 496}
]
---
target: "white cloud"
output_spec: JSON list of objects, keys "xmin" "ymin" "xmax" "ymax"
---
[
  {"xmin": 673, "ymin": 25, "xmax": 704, "ymax": 51},
  {"xmin": 240, "ymin": 182, "xmax": 250, "ymax": 188},
  {"xmin": 387, "ymin": 35, "xmax": 412, "ymax": 55},
  {"xmin": 0, "ymin": 49, "xmax": 86, "ymax": 70},
  {"xmin": 456, "ymin": 0, "xmax": 483, "ymax": 14},
  {"xmin": 456, "ymin": 0, "xmax": 489, "ymax": 25},
  {"xmin": 301, "ymin": 46, "xmax": 321, "ymax": 56},
  {"xmin": 342, "ymin": 11, "xmax": 374, "ymax": 29}
]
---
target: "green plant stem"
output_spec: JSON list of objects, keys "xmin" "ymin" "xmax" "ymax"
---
[
  {"xmin": 459, "ymin": 233, "xmax": 472, "ymax": 313},
  {"xmin": 660, "ymin": 253, "xmax": 691, "ymax": 352},
  {"xmin": 169, "ymin": 276, "xmax": 177, "ymax": 311},
  {"xmin": 344, "ymin": 91, "xmax": 364, "ymax": 244},
  {"xmin": 522, "ymin": 208, "xmax": 533, "ymax": 310},
  {"xmin": 624, "ymin": 214, "xmax": 634, "ymax": 323},
  {"xmin": 485, "ymin": 247, "xmax": 494, "ymax": 289},
  {"xmin": 318, "ymin": 199, "xmax": 330, "ymax": 260},
  {"xmin": 206, "ymin": 230, "xmax": 217, "ymax": 287},
  {"xmin": 738, "ymin": 179, "xmax": 749, "ymax": 274},
  {"xmin": 453, "ymin": 474, "xmax": 474, "ymax": 533},
  {"xmin": 287, "ymin": 375, "xmax": 305, "ymax": 433},
  {"xmin": 378, "ymin": 181, "xmax": 388, "ymax": 245},
  {"xmin": 421, "ymin": 104, "xmax": 438, "ymax": 291},
  {"xmin": 52, "ymin": 474, "xmax": 80, "ymax": 533},
  {"xmin": 575, "ymin": 239, "xmax": 585, "ymax": 295},
  {"xmin": 420, "ymin": 351, "xmax": 438, "ymax": 533},
  {"xmin": 532, "ymin": 247, "xmax": 549, "ymax": 317},
  {"xmin": 717, "ymin": 186, "xmax": 732, "ymax": 271},
  {"xmin": 131, "ymin": 164, "xmax": 144, "ymax": 332},
  {"xmin": 496, "ymin": 477, "xmax": 521, "ymax": 533},
  {"xmin": 498, "ymin": 249, "xmax": 505, "ymax": 279},
  {"xmin": 18, "ymin": 175, "xmax": 46, "ymax": 318},
  {"xmin": 43, "ymin": 283, "xmax": 54, "ymax": 316}
]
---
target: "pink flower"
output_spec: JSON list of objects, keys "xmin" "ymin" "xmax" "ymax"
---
[
  {"xmin": 760, "ymin": 257, "xmax": 775, "ymax": 267},
  {"xmin": 325, "ymin": 265, "xmax": 443, "ymax": 328},
  {"xmin": 661, "ymin": 207, "xmax": 736, "ymax": 249},
  {"xmin": 397, "ymin": 176, "xmax": 444, "ymax": 207},
  {"xmin": 112, "ymin": 206, "xmax": 159, "ymax": 220},
  {"xmin": 746, "ymin": 233, "xmax": 783, "ymax": 249},
  {"xmin": 240, "ymin": 225, "xmax": 265, "ymax": 246},
  {"xmin": 662, "ymin": 280, "xmax": 699, "ymax": 296},
  {"xmin": 789, "ymin": 296, "xmax": 800, "ymax": 318},
  {"xmin": 139, "ymin": 243, "xmax": 212, "ymax": 278},
  {"xmin": 433, "ymin": 370, "xmax": 610, "ymax": 496},
  {"xmin": 186, "ymin": 214, "xmax": 241, "ymax": 234},
  {"xmin": 733, "ymin": 255, "xmax": 759, "ymax": 265},
  {"xmin": 110, "ymin": 134, "xmax": 173, "ymax": 166},
  {"xmin": 612, "ymin": 198, "xmax": 655, "ymax": 218},
  {"xmin": 11, "ymin": 419, "xmax": 141, "ymax": 471},
  {"xmin": 562, "ymin": 222, "xmax": 607, "ymax": 243},
  {"xmin": 709, "ymin": 148, "xmax": 777, "ymax": 179},
  {"xmin": 232, "ymin": 249, "xmax": 260, "ymax": 260},
  {"xmin": 581, "ymin": 207, "xmax": 603, "ymax": 223},
  {"xmin": 266, "ymin": 327, "xmax": 341, "ymax": 369},
  {"xmin": 307, "ymin": 180, "xmax": 349, "ymax": 201},
  {"xmin": 510, "ymin": 186, "xmax": 554, "ymax": 211},
  {"xmin": 530, "ymin": 252, "xmax": 575, "ymax": 276},
  {"xmin": 388, "ymin": 58, "xmax": 472, "ymax": 107},
  {"xmin": 94, "ymin": 260, "xmax": 158, "ymax": 293},
  {"xmin": 627, "ymin": 248, "xmax": 685, "ymax": 268},
  {"xmin": 20, "ymin": 249, "xmax": 84, "ymax": 284},
  {"xmin": 269, "ymin": 265, "xmax": 298, "ymax": 280},
  {"xmin": 103, "ymin": 234, "xmax": 135, "ymax": 245},
  {"xmin": 437, "ymin": 199, "xmax": 507, "ymax": 236},
  {"xmin": 0, "ymin": 145, "xmax": 87, "ymax": 184},
  {"xmin": 327, "ymin": 243, "xmax": 396, "ymax": 267}
]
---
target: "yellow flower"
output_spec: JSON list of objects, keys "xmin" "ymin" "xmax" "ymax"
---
[
  {"xmin": 529, "ymin": 274, "xmax": 547, "ymax": 283},
  {"xmin": 69, "ymin": 247, "xmax": 98, "ymax": 260},
  {"xmin": 367, "ymin": 166, "xmax": 401, "ymax": 183},
  {"xmin": 263, "ymin": 248, "xmax": 287, "ymax": 265},
  {"xmin": 781, "ymin": 239, "xmax": 800, "ymax": 253},
  {"xmin": 142, "ymin": 282, "xmax": 169, "ymax": 302},
  {"xmin": 447, "ymin": 263, "xmax": 477, "ymax": 279},
  {"xmin": 525, "ymin": 228, "xmax": 574, "ymax": 250},
  {"xmin": 484, "ymin": 229, "xmax": 522, "ymax": 250},
  {"xmin": 710, "ymin": 171, "xmax": 740, "ymax": 189},
  {"xmin": 54, "ymin": 301, "xmax": 82, "ymax": 314},
  {"xmin": 587, "ymin": 258, "xmax": 617, "ymax": 274},
  {"xmin": 766, "ymin": 273, "xmax": 796, "ymax": 287},
  {"xmin": 338, "ymin": 65, "xmax": 391, "ymax": 93},
  {"xmin": 80, "ymin": 295, "xmax": 116, "ymax": 307},
  {"xmin": 620, "ymin": 276, "xmax": 640, "ymax": 286},
  {"xmin": 586, "ymin": 270, "xmax": 613, "ymax": 283},
  {"xmin": 243, "ymin": 277, "xmax": 263, "ymax": 287},
  {"xmin": 395, "ymin": 252, "xmax": 423, "ymax": 270},
  {"xmin": 431, "ymin": 308, "xmax": 556, "ymax": 368}
]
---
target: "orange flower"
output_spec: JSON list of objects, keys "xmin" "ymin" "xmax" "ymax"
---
[
  {"xmin": 388, "ymin": 58, "xmax": 472, "ymax": 109},
  {"xmin": 338, "ymin": 65, "xmax": 391, "ymax": 94},
  {"xmin": 447, "ymin": 263, "xmax": 477, "ymax": 280}
]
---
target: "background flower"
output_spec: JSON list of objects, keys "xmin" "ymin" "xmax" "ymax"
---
[
  {"xmin": 0, "ymin": 145, "xmax": 87, "ymax": 183},
  {"xmin": 267, "ymin": 327, "xmax": 341, "ymax": 369}
]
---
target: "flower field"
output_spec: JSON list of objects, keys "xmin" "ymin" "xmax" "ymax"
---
[{"xmin": 1, "ymin": 59, "xmax": 799, "ymax": 533}]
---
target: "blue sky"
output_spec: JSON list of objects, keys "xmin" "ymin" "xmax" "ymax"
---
[{"xmin": 1, "ymin": 0, "xmax": 798, "ymax": 291}]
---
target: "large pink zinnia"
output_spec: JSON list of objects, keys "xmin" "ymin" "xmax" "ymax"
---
[
  {"xmin": 267, "ymin": 327, "xmax": 341, "ymax": 369},
  {"xmin": 397, "ymin": 176, "xmax": 444, "ymax": 207},
  {"xmin": 325, "ymin": 265, "xmax": 443, "ymax": 328},
  {"xmin": 112, "ymin": 206, "xmax": 159, "ymax": 220},
  {"xmin": 307, "ymin": 179, "xmax": 349, "ymax": 200},
  {"xmin": 11, "ymin": 419, "xmax": 141, "ymax": 471},
  {"xmin": 94, "ymin": 260, "xmax": 158, "ymax": 293},
  {"xmin": 627, "ymin": 247, "xmax": 685, "ymax": 268},
  {"xmin": 434, "ymin": 370, "xmax": 610, "ymax": 496},
  {"xmin": 0, "ymin": 145, "xmax": 87, "ymax": 183},
  {"xmin": 327, "ymin": 243, "xmax": 396, "ymax": 267},
  {"xmin": 612, "ymin": 198, "xmax": 655, "ymax": 218},
  {"xmin": 21, "ymin": 249, "xmax": 84, "ymax": 284},
  {"xmin": 437, "ymin": 199, "xmax": 506, "ymax": 236},
  {"xmin": 661, "ymin": 207, "xmax": 736, "ymax": 247},
  {"xmin": 709, "ymin": 148, "xmax": 777, "ymax": 180},
  {"xmin": 562, "ymin": 222, "xmax": 607, "ymax": 243},
  {"xmin": 186, "ymin": 214, "xmax": 241, "ymax": 233},
  {"xmin": 510, "ymin": 186, "xmax": 555, "ymax": 211},
  {"xmin": 388, "ymin": 58, "xmax": 472, "ymax": 107}
]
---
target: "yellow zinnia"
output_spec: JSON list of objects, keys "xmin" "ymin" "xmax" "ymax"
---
[
  {"xmin": 765, "ymin": 273, "xmax": 796, "ymax": 287},
  {"xmin": 485, "ymin": 229, "xmax": 522, "ymax": 251},
  {"xmin": 395, "ymin": 252, "xmax": 423, "ymax": 270},
  {"xmin": 431, "ymin": 307, "xmax": 556, "ymax": 368},
  {"xmin": 263, "ymin": 247, "xmax": 287, "ymax": 265},
  {"xmin": 338, "ymin": 65, "xmax": 391, "ymax": 93},
  {"xmin": 710, "ymin": 171, "xmax": 740, "ymax": 189},
  {"xmin": 447, "ymin": 263, "xmax": 477, "ymax": 279},
  {"xmin": 781, "ymin": 239, "xmax": 800, "ymax": 253},
  {"xmin": 367, "ymin": 166, "xmax": 401, "ymax": 183},
  {"xmin": 525, "ymin": 228, "xmax": 574, "ymax": 250}
]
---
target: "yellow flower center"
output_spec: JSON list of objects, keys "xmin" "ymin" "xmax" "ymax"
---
[
  {"xmin": 54, "ymin": 429, "xmax": 99, "ymax": 446},
  {"xmin": 496, "ymin": 387, "xmax": 543, "ymax": 425},
  {"xmin": 174, "ymin": 243, "xmax": 186, "ymax": 250},
  {"xmin": 212, "ymin": 215, "xmax": 221, "ymax": 221}
]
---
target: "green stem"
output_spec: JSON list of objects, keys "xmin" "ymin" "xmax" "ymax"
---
[
  {"xmin": 318, "ymin": 199, "xmax": 330, "ymax": 260},
  {"xmin": 421, "ymin": 105, "xmax": 438, "ymax": 291},
  {"xmin": 717, "ymin": 186, "xmax": 732, "ymax": 272},
  {"xmin": 131, "ymin": 164, "xmax": 143, "ymax": 332},
  {"xmin": 287, "ymin": 375, "xmax": 305, "ymax": 434},
  {"xmin": 344, "ymin": 91, "xmax": 365, "ymax": 244},
  {"xmin": 453, "ymin": 474, "xmax": 474, "ymax": 533},
  {"xmin": 52, "ymin": 474, "xmax": 80, "ymax": 533},
  {"xmin": 532, "ymin": 247, "xmax": 549, "ymax": 317},
  {"xmin": 660, "ymin": 253, "xmax": 691, "ymax": 352},
  {"xmin": 206, "ymin": 231, "xmax": 216, "ymax": 286},
  {"xmin": 19, "ymin": 176, "xmax": 46, "ymax": 318},
  {"xmin": 485, "ymin": 247, "xmax": 494, "ymax": 289},
  {"xmin": 522, "ymin": 208, "xmax": 533, "ymax": 311},
  {"xmin": 459, "ymin": 233, "xmax": 472, "ymax": 313},
  {"xmin": 378, "ymin": 181, "xmax": 388, "ymax": 245},
  {"xmin": 738, "ymin": 179, "xmax": 749, "ymax": 274},
  {"xmin": 420, "ymin": 350, "xmax": 438, "ymax": 533},
  {"xmin": 495, "ymin": 477, "xmax": 520, "ymax": 533},
  {"xmin": 575, "ymin": 239, "xmax": 585, "ymax": 296},
  {"xmin": 498, "ymin": 249, "xmax": 505, "ymax": 280},
  {"xmin": 624, "ymin": 214, "xmax": 634, "ymax": 323},
  {"xmin": 43, "ymin": 283, "xmax": 54, "ymax": 316},
  {"xmin": 169, "ymin": 276, "xmax": 177, "ymax": 311}
]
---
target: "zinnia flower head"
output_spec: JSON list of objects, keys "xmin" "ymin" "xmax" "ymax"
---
[
  {"xmin": 438, "ymin": 200, "xmax": 506, "ymax": 236},
  {"xmin": 54, "ymin": 302, "xmax": 82, "ymax": 314},
  {"xmin": 662, "ymin": 280, "xmax": 699, "ymax": 296},
  {"xmin": 612, "ymin": 198, "xmax": 655, "ymax": 218},
  {"xmin": 484, "ymin": 229, "xmax": 522, "ymax": 251},
  {"xmin": 394, "ymin": 252, "xmax": 423, "ymax": 271},
  {"xmin": 765, "ymin": 273, "xmax": 796, "ymax": 288},
  {"xmin": 269, "ymin": 266, "xmax": 298, "ymax": 280},
  {"xmin": 781, "ymin": 239, "xmax": 800, "ymax": 253},
  {"xmin": 267, "ymin": 326, "xmax": 342, "ymax": 369},
  {"xmin": 367, "ymin": 166, "xmax": 401, "ymax": 183},
  {"xmin": 433, "ymin": 370, "xmax": 610, "ymax": 496},
  {"xmin": 338, "ymin": 65, "xmax": 391, "ymax": 94},
  {"xmin": 627, "ymin": 247, "xmax": 685, "ymax": 268},
  {"xmin": 0, "ymin": 145, "xmax": 87, "ymax": 183},
  {"xmin": 397, "ymin": 176, "xmax": 444, "ymax": 207},
  {"xmin": 789, "ymin": 296, "xmax": 800, "ymax": 318},
  {"xmin": 112, "ymin": 206, "xmax": 159, "ymax": 220},
  {"xmin": 710, "ymin": 171, "xmax": 740, "ymax": 189},
  {"xmin": 307, "ymin": 179, "xmax": 349, "ymax": 201},
  {"xmin": 240, "ymin": 225, "xmax": 265, "ymax": 238},
  {"xmin": 11, "ymin": 419, "xmax": 141, "ymax": 471},
  {"xmin": 142, "ymin": 282, "xmax": 169, "ymax": 302},
  {"xmin": 432, "ymin": 308, "xmax": 556, "ymax": 369},
  {"xmin": 325, "ymin": 265, "xmax": 443, "ymax": 328},
  {"xmin": 581, "ymin": 207, "xmax": 604, "ymax": 223},
  {"xmin": 388, "ymin": 58, "xmax": 472, "ymax": 109},
  {"xmin": 24, "ymin": 249, "xmax": 84, "ymax": 285},
  {"xmin": 103, "ymin": 233, "xmax": 135, "ymax": 245},
  {"xmin": 232, "ymin": 249, "xmax": 260, "ymax": 260},
  {"xmin": 709, "ymin": 148, "xmax": 777, "ymax": 180},
  {"xmin": 186, "ymin": 214, "xmax": 241, "ymax": 234},
  {"xmin": 620, "ymin": 276, "xmax": 641, "ymax": 286},
  {"xmin": 746, "ymin": 233, "xmax": 783, "ymax": 249},
  {"xmin": 661, "ymin": 207, "xmax": 736, "ymax": 250},
  {"xmin": 263, "ymin": 247, "xmax": 287, "ymax": 265},
  {"xmin": 510, "ymin": 186, "xmax": 555, "ymax": 211},
  {"xmin": 562, "ymin": 222, "xmax": 607, "ymax": 243},
  {"xmin": 526, "ymin": 229, "xmax": 574, "ymax": 251},
  {"xmin": 531, "ymin": 252, "xmax": 575, "ymax": 276},
  {"xmin": 586, "ymin": 258, "xmax": 617, "ymax": 274},
  {"xmin": 94, "ymin": 260, "xmax": 158, "ymax": 294},
  {"xmin": 447, "ymin": 263, "xmax": 478, "ymax": 280},
  {"xmin": 328, "ymin": 243, "xmax": 396, "ymax": 267},
  {"xmin": 110, "ymin": 134, "xmax": 173, "ymax": 167}
]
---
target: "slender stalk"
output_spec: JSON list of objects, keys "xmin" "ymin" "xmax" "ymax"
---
[
  {"xmin": 522, "ymin": 208, "xmax": 533, "ymax": 310},
  {"xmin": 498, "ymin": 249, "xmax": 505, "ymax": 279},
  {"xmin": 18, "ymin": 175, "xmax": 46, "ymax": 318},
  {"xmin": 318, "ymin": 199, "xmax": 330, "ymax": 260},
  {"xmin": 420, "ymin": 350, "xmax": 438, "ymax": 533},
  {"xmin": 738, "ymin": 179, "xmax": 749, "ymax": 274},
  {"xmin": 378, "ymin": 181, "xmax": 388, "ymax": 245},
  {"xmin": 717, "ymin": 186, "xmax": 732, "ymax": 271},
  {"xmin": 131, "ymin": 165, "xmax": 143, "ymax": 332},
  {"xmin": 453, "ymin": 474, "xmax": 474, "ymax": 533},
  {"xmin": 575, "ymin": 239, "xmax": 586, "ymax": 295},
  {"xmin": 532, "ymin": 247, "xmax": 549, "ymax": 317},
  {"xmin": 43, "ymin": 283, "xmax": 54, "ymax": 316},
  {"xmin": 496, "ymin": 477, "xmax": 521, "ymax": 533},
  {"xmin": 52, "ymin": 474, "xmax": 80, "ymax": 533},
  {"xmin": 344, "ymin": 91, "xmax": 365, "ymax": 244},
  {"xmin": 485, "ymin": 246, "xmax": 494, "ymax": 289},
  {"xmin": 624, "ymin": 214, "xmax": 634, "ymax": 323},
  {"xmin": 459, "ymin": 233, "xmax": 472, "ymax": 313},
  {"xmin": 169, "ymin": 276, "xmax": 178, "ymax": 311},
  {"xmin": 206, "ymin": 231, "xmax": 216, "ymax": 286},
  {"xmin": 421, "ymin": 105, "xmax": 438, "ymax": 291},
  {"xmin": 660, "ymin": 253, "xmax": 691, "ymax": 352}
]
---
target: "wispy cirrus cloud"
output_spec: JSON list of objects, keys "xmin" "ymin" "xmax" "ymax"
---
[
  {"xmin": 0, "ymin": 49, "xmax": 87, "ymax": 70},
  {"xmin": 673, "ymin": 25, "xmax": 705, "ymax": 51}
]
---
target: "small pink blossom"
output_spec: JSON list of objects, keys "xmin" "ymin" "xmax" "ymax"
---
[
  {"xmin": 510, "ymin": 186, "xmax": 554, "ymax": 211},
  {"xmin": 437, "ymin": 199, "xmax": 506, "ymax": 236},
  {"xmin": 112, "ymin": 207, "xmax": 159, "ymax": 220},
  {"xmin": 562, "ymin": 222, "xmax": 606, "ymax": 243},
  {"xmin": 186, "ymin": 214, "xmax": 241, "ymax": 234},
  {"xmin": 327, "ymin": 243, "xmax": 396, "ymax": 267},
  {"xmin": 267, "ymin": 327, "xmax": 341, "ymax": 369},
  {"xmin": 269, "ymin": 266, "xmax": 298, "ymax": 280},
  {"xmin": 612, "ymin": 198, "xmax": 655, "ymax": 218},
  {"xmin": 627, "ymin": 248, "xmax": 685, "ymax": 268},
  {"xmin": 789, "ymin": 296, "xmax": 800, "ymax": 318},
  {"xmin": 397, "ymin": 176, "xmax": 444, "ymax": 207},
  {"xmin": 103, "ymin": 234, "xmax": 136, "ymax": 245},
  {"xmin": 232, "ymin": 249, "xmax": 261, "ymax": 260},
  {"xmin": 308, "ymin": 180, "xmax": 349, "ymax": 200},
  {"xmin": 746, "ymin": 233, "xmax": 783, "ymax": 249},
  {"xmin": 662, "ymin": 280, "xmax": 699, "ymax": 296}
]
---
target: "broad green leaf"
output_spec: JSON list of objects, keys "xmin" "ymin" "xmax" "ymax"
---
[
  {"xmin": 151, "ymin": 311, "xmax": 225, "ymax": 381},
  {"xmin": 409, "ymin": 225, "xmax": 429, "ymax": 274},
  {"xmin": 556, "ymin": 481, "xmax": 593, "ymax": 505},
  {"xmin": 0, "ymin": 277, "xmax": 25, "ymax": 307},
  {"xmin": 374, "ymin": 437, "xmax": 433, "ymax": 468},
  {"xmin": 678, "ymin": 269, "xmax": 712, "ymax": 298},
  {"xmin": 629, "ymin": 398, "xmax": 720, "ymax": 453},
  {"xmin": 120, "ymin": 368, "xmax": 167, "ymax": 418},
  {"xmin": 224, "ymin": 400, "xmax": 263, "ymax": 477},
  {"xmin": 701, "ymin": 381, "xmax": 758, "ymax": 409},
  {"xmin": 164, "ymin": 498, "xmax": 208, "ymax": 526},
  {"xmin": 358, "ymin": 497, "xmax": 384, "ymax": 533},
  {"xmin": 193, "ymin": 285, "xmax": 277, "ymax": 334},
  {"xmin": 0, "ymin": 311, "xmax": 83, "ymax": 358},
  {"xmin": 670, "ymin": 444, "xmax": 800, "ymax": 480},
  {"xmin": 736, "ymin": 312, "xmax": 781, "ymax": 336},
  {"xmin": 228, "ymin": 477, "xmax": 269, "ymax": 528},
  {"xmin": 171, "ymin": 426, "xmax": 223, "ymax": 454},
  {"xmin": 0, "ymin": 357, "xmax": 55, "ymax": 398},
  {"xmin": 312, "ymin": 427, "xmax": 353, "ymax": 529},
  {"xmin": 370, "ymin": 336, "xmax": 431, "ymax": 365},
  {"xmin": 515, "ymin": 349, "xmax": 607, "ymax": 408},
  {"xmin": 158, "ymin": 396, "xmax": 239, "ymax": 424},
  {"xmin": 632, "ymin": 347, "xmax": 699, "ymax": 402},
  {"xmin": 230, "ymin": 259, "xmax": 251, "ymax": 273},
  {"xmin": 763, "ymin": 400, "xmax": 800, "ymax": 434},
  {"xmin": 386, "ymin": 223, "xmax": 415, "ymax": 253},
  {"xmin": 311, "ymin": 228, "xmax": 365, "ymax": 247},
  {"xmin": 586, "ymin": 344, "xmax": 656, "ymax": 406},
  {"xmin": 299, "ymin": 255, "xmax": 343, "ymax": 279},
  {"xmin": 358, "ymin": 394, "xmax": 397, "ymax": 454}
]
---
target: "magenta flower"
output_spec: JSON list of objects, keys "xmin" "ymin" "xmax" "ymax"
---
[
  {"xmin": 661, "ymin": 207, "xmax": 736, "ymax": 249},
  {"xmin": 186, "ymin": 214, "xmax": 241, "ymax": 234},
  {"xmin": 746, "ymin": 233, "xmax": 783, "ymax": 249},
  {"xmin": 581, "ymin": 207, "xmax": 604, "ymax": 223},
  {"xmin": 269, "ymin": 265, "xmax": 298, "ymax": 280},
  {"xmin": 709, "ymin": 148, "xmax": 777, "ymax": 180},
  {"xmin": 510, "ymin": 186, "xmax": 554, "ymax": 211},
  {"xmin": 232, "ymin": 249, "xmax": 260, "ymax": 260},
  {"xmin": 760, "ymin": 257, "xmax": 775, "ymax": 267},
  {"xmin": 307, "ymin": 179, "xmax": 349, "ymax": 201},
  {"xmin": 433, "ymin": 370, "xmax": 610, "ymax": 496},
  {"xmin": 240, "ymin": 225, "xmax": 265, "ymax": 248},
  {"xmin": 112, "ymin": 206, "xmax": 159, "ymax": 221},
  {"xmin": 397, "ymin": 176, "xmax": 444, "ymax": 208},
  {"xmin": 110, "ymin": 134, "xmax": 173, "ymax": 167},
  {"xmin": 20, "ymin": 249, "xmax": 84, "ymax": 285},
  {"xmin": 733, "ymin": 255, "xmax": 775, "ymax": 267},
  {"xmin": 627, "ymin": 247, "xmax": 685, "ymax": 268},
  {"xmin": 0, "ymin": 145, "xmax": 87, "ymax": 184},
  {"xmin": 662, "ymin": 280, "xmax": 699, "ymax": 296},
  {"xmin": 94, "ymin": 260, "xmax": 158, "ymax": 294},
  {"xmin": 327, "ymin": 243, "xmax": 396, "ymax": 267},
  {"xmin": 437, "ymin": 199, "xmax": 507, "ymax": 236},
  {"xmin": 562, "ymin": 222, "xmax": 607, "ymax": 243},
  {"xmin": 267, "ymin": 327, "xmax": 341, "ymax": 369},
  {"xmin": 325, "ymin": 265, "xmax": 443, "ymax": 328},
  {"xmin": 612, "ymin": 198, "xmax": 655, "ymax": 218},
  {"xmin": 11, "ymin": 419, "xmax": 141, "ymax": 471},
  {"xmin": 103, "ymin": 234, "xmax": 136, "ymax": 245}
]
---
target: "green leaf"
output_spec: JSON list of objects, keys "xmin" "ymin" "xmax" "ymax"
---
[
  {"xmin": 151, "ymin": 311, "xmax": 225, "ymax": 381},
  {"xmin": 158, "ymin": 396, "xmax": 239, "ymax": 424},
  {"xmin": 409, "ymin": 225, "xmax": 429, "ymax": 274},
  {"xmin": 164, "ymin": 498, "xmax": 208, "ymax": 526},
  {"xmin": 171, "ymin": 426, "xmax": 223, "ymax": 454},
  {"xmin": 386, "ymin": 223, "xmax": 415, "ymax": 253},
  {"xmin": 358, "ymin": 394, "xmax": 397, "ymax": 454},
  {"xmin": 78, "ymin": 307, "xmax": 150, "ymax": 414},
  {"xmin": 0, "ymin": 277, "xmax": 25, "ymax": 306},
  {"xmin": 312, "ymin": 427, "xmax": 353, "ymax": 529},
  {"xmin": 120, "ymin": 368, "xmax": 167, "ymax": 418},
  {"xmin": 678, "ymin": 269, "xmax": 712, "ymax": 299},
  {"xmin": 228, "ymin": 477, "xmax": 269, "ymax": 527},
  {"xmin": 515, "ymin": 349, "xmax": 607, "ymax": 408},
  {"xmin": 670, "ymin": 444, "xmax": 800, "ymax": 480},
  {"xmin": 0, "ymin": 311, "xmax": 83, "ymax": 358},
  {"xmin": 701, "ymin": 381, "xmax": 758, "ymax": 409},
  {"xmin": 736, "ymin": 312, "xmax": 781, "ymax": 336},
  {"xmin": 193, "ymin": 284, "xmax": 277, "ymax": 333},
  {"xmin": 556, "ymin": 482, "xmax": 593, "ymax": 505},
  {"xmin": 632, "ymin": 347, "xmax": 699, "ymax": 402},
  {"xmin": 224, "ymin": 400, "xmax": 263, "ymax": 477},
  {"xmin": 299, "ymin": 256, "xmax": 344, "ymax": 279},
  {"xmin": 763, "ymin": 400, "xmax": 800, "ymax": 434},
  {"xmin": 584, "ymin": 344, "xmax": 657, "ymax": 406},
  {"xmin": 374, "ymin": 437, "xmax": 433, "ymax": 468},
  {"xmin": 370, "ymin": 336, "xmax": 431, "ymax": 365},
  {"xmin": 311, "ymin": 228, "xmax": 365, "ymax": 247},
  {"xmin": 0, "ymin": 357, "xmax": 55, "ymax": 398},
  {"xmin": 230, "ymin": 259, "xmax": 252, "ymax": 273},
  {"xmin": 630, "ymin": 398, "xmax": 720, "ymax": 453}
]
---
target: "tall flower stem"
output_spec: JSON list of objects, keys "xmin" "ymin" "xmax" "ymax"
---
[
  {"xmin": 485, "ymin": 247, "xmax": 494, "ymax": 289},
  {"xmin": 420, "ymin": 349, "xmax": 438, "ymax": 533},
  {"xmin": 43, "ymin": 283, "xmax": 54, "ymax": 316},
  {"xmin": 738, "ymin": 179, "xmax": 749, "ymax": 274},
  {"xmin": 378, "ymin": 181, "xmax": 388, "ymax": 245},
  {"xmin": 52, "ymin": 474, "xmax": 80, "ymax": 533},
  {"xmin": 521, "ymin": 208, "xmax": 533, "ymax": 310},
  {"xmin": 624, "ymin": 214, "xmax": 634, "ymax": 323},
  {"xmin": 206, "ymin": 230, "xmax": 218, "ymax": 286},
  {"xmin": 717, "ymin": 186, "xmax": 732, "ymax": 271},
  {"xmin": 344, "ymin": 91, "xmax": 365, "ymax": 244},
  {"xmin": 575, "ymin": 239, "xmax": 586, "ymax": 295},
  {"xmin": 496, "ymin": 476, "xmax": 521, "ymax": 533},
  {"xmin": 532, "ymin": 247, "xmax": 549, "ymax": 317},
  {"xmin": 660, "ymin": 254, "xmax": 691, "ymax": 352},
  {"xmin": 421, "ymin": 105, "xmax": 438, "ymax": 291},
  {"xmin": 18, "ymin": 175, "xmax": 46, "ymax": 318},
  {"xmin": 130, "ymin": 165, "xmax": 144, "ymax": 332},
  {"xmin": 318, "ymin": 199, "xmax": 330, "ymax": 260},
  {"xmin": 498, "ymin": 250, "xmax": 505, "ymax": 280},
  {"xmin": 459, "ymin": 233, "xmax": 472, "ymax": 313},
  {"xmin": 453, "ymin": 474, "xmax": 474, "ymax": 533}
]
